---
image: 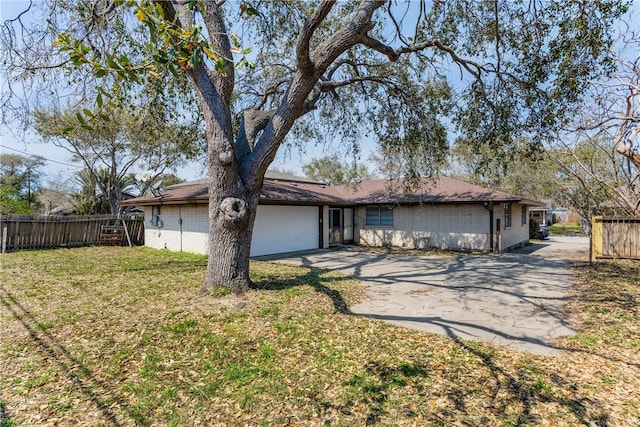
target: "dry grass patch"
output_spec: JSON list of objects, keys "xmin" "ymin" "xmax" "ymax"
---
[{"xmin": 1, "ymin": 247, "xmax": 639, "ymax": 426}]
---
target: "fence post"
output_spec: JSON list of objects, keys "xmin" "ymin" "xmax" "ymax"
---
[
  {"xmin": 1, "ymin": 222, "xmax": 7, "ymax": 254},
  {"xmin": 591, "ymin": 216, "xmax": 603, "ymax": 262}
]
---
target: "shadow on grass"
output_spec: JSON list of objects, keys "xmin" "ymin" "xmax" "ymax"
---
[
  {"xmin": 0, "ymin": 398, "xmax": 16, "ymax": 427},
  {"xmin": 572, "ymin": 261, "xmax": 638, "ymax": 311},
  {"xmin": 250, "ymin": 266, "xmax": 351, "ymax": 314},
  {"xmin": 251, "ymin": 263, "xmax": 615, "ymax": 425},
  {"xmin": 358, "ymin": 361, "xmax": 429, "ymax": 425},
  {"xmin": 0, "ymin": 286, "xmax": 134, "ymax": 426},
  {"xmin": 450, "ymin": 336, "xmax": 611, "ymax": 426}
]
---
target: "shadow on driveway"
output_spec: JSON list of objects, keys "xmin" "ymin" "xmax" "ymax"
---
[{"xmin": 273, "ymin": 238, "xmax": 589, "ymax": 356}]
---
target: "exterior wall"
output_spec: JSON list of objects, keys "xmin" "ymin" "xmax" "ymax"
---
[
  {"xmin": 144, "ymin": 204, "xmax": 208, "ymax": 253},
  {"xmin": 142, "ymin": 201, "xmax": 532, "ymax": 256},
  {"xmin": 144, "ymin": 204, "xmax": 323, "ymax": 256},
  {"xmin": 355, "ymin": 204, "xmax": 492, "ymax": 252},
  {"xmin": 322, "ymin": 206, "xmax": 330, "ymax": 249},
  {"xmin": 496, "ymin": 203, "xmax": 530, "ymax": 251}
]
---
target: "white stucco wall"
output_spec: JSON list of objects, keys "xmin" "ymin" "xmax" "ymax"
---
[
  {"xmin": 496, "ymin": 203, "xmax": 530, "ymax": 251},
  {"xmin": 322, "ymin": 205, "xmax": 330, "ymax": 249},
  {"xmin": 143, "ymin": 204, "xmax": 323, "ymax": 256},
  {"xmin": 142, "ymin": 201, "xmax": 530, "ymax": 256},
  {"xmin": 355, "ymin": 204, "xmax": 492, "ymax": 252},
  {"xmin": 144, "ymin": 204, "xmax": 209, "ymax": 253}
]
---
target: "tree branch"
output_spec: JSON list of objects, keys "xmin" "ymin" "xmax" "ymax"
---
[
  {"xmin": 318, "ymin": 75, "xmax": 396, "ymax": 91},
  {"xmin": 200, "ymin": 0, "xmax": 234, "ymax": 102},
  {"xmin": 242, "ymin": 1, "xmax": 386, "ymax": 186},
  {"xmin": 296, "ymin": 0, "xmax": 335, "ymax": 74},
  {"xmin": 236, "ymin": 109, "xmax": 275, "ymax": 157},
  {"xmin": 360, "ymin": 35, "xmax": 484, "ymax": 80}
]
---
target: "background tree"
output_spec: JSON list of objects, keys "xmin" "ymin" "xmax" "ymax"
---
[
  {"xmin": 1, "ymin": 1, "xmax": 627, "ymax": 292},
  {"xmin": 68, "ymin": 167, "xmax": 134, "ymax": 214},
  {"xmin": 303, "ymin": 155, "xmax": 372, "ymax": 185},
  {"xmin": 552, "ymin": 137, "xmax": 636, "ymax": 223},
  {"xmin": 448, "ymin": 137, "xmax": 560, "ymax": 199},
  {"xmin": 33, "ymin": 105, "xmax": 204, "ymax": 215},
  {"xmin": 0, "ymin": 153, "xmax": 44, "ymax": 214},
  {"xmin": 550, "ymin": 23, "xmax": 640, "ymax": 218}
]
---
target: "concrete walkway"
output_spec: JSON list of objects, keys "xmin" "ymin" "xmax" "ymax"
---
[{"xmin": 274, "ymin": 236, "xmax": 589, "ymax": 356}]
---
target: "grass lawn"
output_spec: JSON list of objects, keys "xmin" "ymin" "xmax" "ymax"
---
[
  {"xmin": 548, "ymin": 223, "xmax": 586, "ymax": 236},
  {"xmin": 1, "ymin": 247, "xmax": 638, "ymax": 426}
]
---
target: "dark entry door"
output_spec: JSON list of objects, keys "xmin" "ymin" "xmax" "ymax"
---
[{"xmin": 329, "ymin": 208, "xmax": 342, "ymax": 244}]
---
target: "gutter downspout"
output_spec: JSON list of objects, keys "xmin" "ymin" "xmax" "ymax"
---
[{"xmin": 179, "ymin": 206, "xmax": 183, "ymax": 252}]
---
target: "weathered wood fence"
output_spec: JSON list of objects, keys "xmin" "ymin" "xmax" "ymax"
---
[
  {"xmin": 0, "ymin": 214, "xmax": 144, "ymax": 253},
  {"xmin": 591, "ymin": 216, "xmax": 640, "ymax": 260}
]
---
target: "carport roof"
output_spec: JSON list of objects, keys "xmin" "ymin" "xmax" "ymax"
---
[{"xmin": 122, "ymin": 175, "xmax": 543, "ymax": 207}]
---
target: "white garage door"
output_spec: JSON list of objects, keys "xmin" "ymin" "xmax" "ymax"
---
[{"xmin": 251, "ymin": 205, "xmax": 320, "ymax": 256}]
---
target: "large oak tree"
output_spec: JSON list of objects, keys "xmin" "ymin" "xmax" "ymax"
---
[{"xmin": 1, "ymin": 0, "xmax": 627, "ymax": 292}]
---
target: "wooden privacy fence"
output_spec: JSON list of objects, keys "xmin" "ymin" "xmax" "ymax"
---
[
  {"xmin": 591, "ymin": 216, "xmax": 640, "ymax": 260},
  {"xmin": 0, "ymin": 214, "xmax": 144, "ymax": 253}
]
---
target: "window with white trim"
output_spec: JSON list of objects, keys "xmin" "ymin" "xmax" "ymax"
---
[
  {"xmin": 365, "ymin": 207, "xmax": 393, "ymax": 226},
  {"xmin": 521, "ymin": 205, "xmax": 527, "ymax": 225}
]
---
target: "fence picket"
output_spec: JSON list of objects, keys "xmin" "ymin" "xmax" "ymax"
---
[
  {"xmin": 0, "ymin": 214, "xmax": 144, "ymax": 253},
  {"xmin": 592, "ymin": 217, "xmax": 640, "ymax": 260}
]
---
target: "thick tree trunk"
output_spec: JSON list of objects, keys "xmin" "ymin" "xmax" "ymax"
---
[
  {"xmin": 203, "ymin": 185, "xmax": 259, "ymax": 293},
  {"xmin": 190, "ymin": 0, "xmax": 383, "ymax": 294}
]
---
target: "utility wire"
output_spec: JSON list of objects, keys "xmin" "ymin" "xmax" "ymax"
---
[{"xmin": 0, "ymin": 143, "xmax": 82, "ymax": 168}]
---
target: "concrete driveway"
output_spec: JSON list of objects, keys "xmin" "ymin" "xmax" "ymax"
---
[{"xmin": 274, "ymin": 236, "xmax": 589, "ymax": 356}]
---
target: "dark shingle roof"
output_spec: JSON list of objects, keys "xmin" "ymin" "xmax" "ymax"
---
[
  {"xmin": 122, "ymin": 178, "xmax": 339, "ymax": 206},
  {"xmin": 329, "ymin": 177, "xmax": 524, "ymax": 204},
  {"xmin": 122, "ymin": 175, "xmax": 541, "ymax": 207}
]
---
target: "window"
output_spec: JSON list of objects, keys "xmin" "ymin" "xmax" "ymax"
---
[
  {"xmin": 521, "ymin": 205, "xmax": 527, "ymax": 225},
  {"xmin": 365, "ymin": 207, "xmax": 393, "ymax": 226},
  {"xmin": 150, "ymin": 206, "xmax": 161, "ymax": 226},
  {"xmin": 504, "ymin": 203, "xmax": 512, "ymax": 228}
]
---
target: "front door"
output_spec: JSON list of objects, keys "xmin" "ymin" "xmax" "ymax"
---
[{"xmin": 329, "ymin": 208, "xmax": 342, "ymax": 244}]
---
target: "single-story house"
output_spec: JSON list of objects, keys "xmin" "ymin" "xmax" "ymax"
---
[
  {"xmin": 530, "ymin": 203, "xmax": 581, "ymax": 226},
  {"xmin": 121, "ymin": 171, "xmax": 543, "ymax": 257}
]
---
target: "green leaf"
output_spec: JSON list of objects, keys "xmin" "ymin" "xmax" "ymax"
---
[
  {"xmin": 118, "ymin": 54, "xmax": 130, "ymax": 67},
  {"xmin": 82, "ymin": 108, "xmax": 93, "ymax": 117},
  {"xmin": 80, "ymin": 124, "xmax": 93, "ymax": 131},
  {"xmin": 95, "ymin": 69, "xmax": 107, "ymax": 78},
  {"xmin": 70, "ymin": 55, "xmax": 85, "ymax": 66},
  {"xmin": 75, "ymin": 112, "xmax": 85, "ymax": 124},
  {"xmin": 189, "ymin": 49, "xmax": 201, "ymax": 69},
  {"xmin": 230, "ymin": 34, "xmax": 241, "ymax": 48},
  {"xmin": 99, "ymin": 114, "xmax": 111, "ymax": 122},
  {"xmin": 215, "ymin": 58, "xmax": 227, "ymax": 76},
  {"xmin": 202, "ymin": 46, "xmax": 219, "ymax": 61},
  {"xmin": 96, "ymin": 93, "xmax": 104, "ymax": 108},
  {"xmin": 153, "ymin": 2, "xmax": 165, "ymax": 18},
  {"xmin": 106, "ymin": 57, "xmax": 120, "ymax": 69}
]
